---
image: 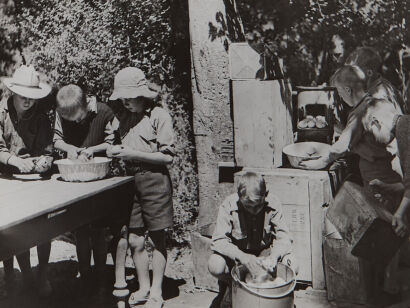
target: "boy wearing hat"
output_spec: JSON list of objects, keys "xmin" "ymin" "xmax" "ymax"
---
[
  {"xmin": 0, "ymin": 65, "xmax": 54, "ymax": 297},
  {"xmin": 208, "ymin": 172, "xmax": 294, "ymax": 307},
  {"xmin": 107, "ymin": 67, "xmax": 175, "ymax": 308},
  {"xmin": 53, "ymin": 84, "xmax": 118, "ymax": 293}
]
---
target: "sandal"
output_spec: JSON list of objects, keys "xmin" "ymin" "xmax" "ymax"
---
[
  {"xmin": 145, "ymin": 296, "xmax": 164, "ymax": 308},
  {"xmin": 128, "ymin": 289, "xmax": 150, "ymax": 306}
]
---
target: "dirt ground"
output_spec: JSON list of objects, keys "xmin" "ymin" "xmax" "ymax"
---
[{"xmin": 0, "ymin": 239, "xmax": 409, "ymax": 308}]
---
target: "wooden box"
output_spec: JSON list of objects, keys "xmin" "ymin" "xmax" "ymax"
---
[
  {"xmin": 232, "ymin": 80, "xmax": 293, "ymax": 168},
  {"xmin": 324, "ymin": 237, "xmax": 367, "ymax": 304},
  {"xmin": 235, "ymin": 168, "xmax": 334, "ymax": 289},
  {"xmin": 327, "ymin": 181, "xmax": 405, "ymax": 265}
]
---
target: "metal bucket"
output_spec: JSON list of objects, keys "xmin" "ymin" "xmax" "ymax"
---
[{"xmin": 231, "ymin": 263, "xmax": 296, "ymax": 308}]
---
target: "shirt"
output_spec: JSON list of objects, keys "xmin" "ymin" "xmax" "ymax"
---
[
  {"xmin": 332, "ymin": 95, "xmax": 400, "ymax": 184},
  {"xmin": 0, "ymin": 97, "xmax": 53, "ymax": 164},
  {"xmin": 211, "ymin": 193, "xmax": 292, "ymax": 262},
  {"xmin": 395, "ymin": 115, "xmax": 410, "ymax": 198},
  {"xmin": 113, "ymin": 106, "xmax": 175, "ymax": 157},
  {"xmin": 53, "ymin": 97, "xmax": 117, "ymax": 148}
]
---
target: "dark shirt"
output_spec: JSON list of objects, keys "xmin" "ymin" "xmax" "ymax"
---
[
  {"xmin": 54, "ymin": 101, "xmax": 116, "ymax": 149},
  {"xmin": 0, "ymin": 97, "xmax": 53, "ymax": 165},
  {"xmin": 237, "ymin": 202, "xmax": 266, "ymax": 253},
  {"xmin": 395, "ymin": 114, "xmax": 410, "ymax": 198}
]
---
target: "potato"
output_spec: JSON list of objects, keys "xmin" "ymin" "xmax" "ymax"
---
[
  {"xmin": 307, "ymin": 120, "xmax": 315, "ymax": 128},
  {"xmin": 33, "ymin": 156, "xmax": 53, "ymax": 173},
  {"xmin": 297, "ymin": 118, "xmax": 308, "ymax": 129}
]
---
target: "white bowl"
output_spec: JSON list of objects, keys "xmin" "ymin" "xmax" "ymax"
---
[
  {"xmin": 283, "ymin": 142, "xmax": 331, "ymax": 170},
  {"xmin": 54, "ymin": 157, "xmax": 112, "ymax": 182}
]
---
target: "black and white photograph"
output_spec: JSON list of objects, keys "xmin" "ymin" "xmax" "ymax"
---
[{"xmin": 0, "ymin": 0, "xmax": 410, "ymax": 307}]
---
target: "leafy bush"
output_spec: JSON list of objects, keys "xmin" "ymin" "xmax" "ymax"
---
[
  {"xmin": 2, "ymin": 0, "xmax": 197, "ymax": 244},
  {"xmin": 237, "ymin": 0, "xmax": 410, "ymax": 99}
]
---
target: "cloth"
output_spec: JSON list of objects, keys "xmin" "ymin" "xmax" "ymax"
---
[
  {"xmin": 395, "ymin": 114, "xmax": 410, "ymax": 199},
  {"xmin": 211, "ymin": 193, "xmax": 292, "ymax": 263},
  {"xmin": 368, "ymin": 76, "xmax": 406, "ymax": 114},
  {"xmin": 53, "ymin": 99, "xmax": 116, "ymax": 149},
  {"xmin": 117, "ymin": 105, "xmax": 175, "ymax": 231},
  {"xmin": 333, "ymin": 95, "xmax": 400, "ymax": 184},
  {"xmin": 0, "ymin": 97, "xmax": 53, "ymax": 165},
  {"xmin": 129, "ymin": 167, "xmax": 173, "ymax": 230}
]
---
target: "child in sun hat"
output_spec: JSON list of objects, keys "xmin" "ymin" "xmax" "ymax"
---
[
  {"xmin": 107, "ymin": 67, "xmax": 175, "ymax": 308},
  {"xmin": 53, "ymin": 84, "xmax": 119, "ymax": 294},
  {"xmin": 0, "ymin": 64, "xmax": 54, "ymax": 297}
]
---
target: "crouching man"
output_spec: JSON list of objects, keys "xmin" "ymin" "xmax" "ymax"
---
[{"xmin": 208, "ymin": 172, "xmax": 296, "ymax": 306}]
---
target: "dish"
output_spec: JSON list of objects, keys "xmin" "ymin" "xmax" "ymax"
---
[
  {"xmin": 54, "ymin": 157, "xmax": 112, "ymax": 182},
  {"xmin": 283, "ymin": 142, "xmax": 331, "ymax": 169}
]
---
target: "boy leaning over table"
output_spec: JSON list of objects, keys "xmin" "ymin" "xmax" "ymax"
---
[
  {"xmin": 208, "ymin": 171, "xmax": 296, "ymax": 307},
  {"xmin": 53, "ymin": 84, "xmax": 119, "ymax": 296},
  {"xmin": 0, "ymin": 65, "xmax": 54, "ymax": 298}
]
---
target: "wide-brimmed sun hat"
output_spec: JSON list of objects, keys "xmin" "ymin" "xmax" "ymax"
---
[
  {"xmin": 109, "ymin": 67, "xmax": 158, "ymax": 101},
  {"xmin": 2, "ymin": 65, "xmax": 51, "ymax": 99}
]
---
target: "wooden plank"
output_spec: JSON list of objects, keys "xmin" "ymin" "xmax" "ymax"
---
[
  {"xmin": 233, "ymin": 80, "xmax": 293, "ymax": 168},
  {"xmin": 0, "ymin": 180, "xmax": 134, "ymax": 260},
  {"xmin": 0, "ymin": 175, "xmax": 134, "ymax": 230},
  {"xmin": 308, "ymin": 173, "xmax": 331, "ymax": 290}
]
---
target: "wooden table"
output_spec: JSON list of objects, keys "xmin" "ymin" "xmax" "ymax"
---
[{"xmin": 0, "ymin": 174, "xmax": 134, "ymax": 261}]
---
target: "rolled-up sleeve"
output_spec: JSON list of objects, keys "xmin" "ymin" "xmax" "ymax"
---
[
  {"xmin": 0, "ymin": 110, "xmax": 12, "ymax": 164},
  {"xmin": 154, "ymin": 108, "xmax": 175, "ymax": 156},
  {"xmin": 104, "ymin": 116, "xmax": 119, "ymax": 145},
  {"xmin": 53, "ymin": 112, "xmax": 64, "ymax": 144},
  {"xmin": 211, "ymin": 198, "xmax": 243, "ymax": 261},
  {"xmin": 268, "ymin": 196, "xmax": 293, "ymax": 259}
]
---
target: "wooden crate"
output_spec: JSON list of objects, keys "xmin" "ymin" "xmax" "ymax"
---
[
  {"xmin": 327, "ymin": 181, "xmax": 405, "ymax": 265},
  {"xmin": 323, "ymin": 237, "xmax": 367, "ymax": 304},
  {"xmin": 235, "ymin": 168, "xmax": 334, "ymax": 289},
  {"xmin": 232, "ymin": 80, "xmax": 293, "ymax": 168}
]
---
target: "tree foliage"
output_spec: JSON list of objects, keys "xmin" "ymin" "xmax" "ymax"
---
[
  {"xmin": 237, "ymin": 0, "xmax": 410, "ymax": 100},
  {"xmin": 2, "ymin": 0, "xmax": 197, "ymax": 244}
]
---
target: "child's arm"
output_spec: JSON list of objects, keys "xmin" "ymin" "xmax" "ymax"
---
[{"xmin": 110, "ymin": 109, "xmax": 175, "ymax": 165}]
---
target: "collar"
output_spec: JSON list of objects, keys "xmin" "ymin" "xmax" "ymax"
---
[
  {"xmin": 350, "ymin": 94, "xmax": 370, "ymax": 113},
  {"xmin": 392, "ymin": 114, "xmax": 401, "ymax": 134},
  {"xmin": 86, "ymin": 96, "xmax": 98, "ymax": 114}
]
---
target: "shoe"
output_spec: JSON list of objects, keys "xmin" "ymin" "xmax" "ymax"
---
[
  {"xmin": 128, "ymin": 289, "xmax": 150, "ymax": 306},
  {"xmin": 144, "ymin": 296, "xmax": 164, "ymax": 308}
]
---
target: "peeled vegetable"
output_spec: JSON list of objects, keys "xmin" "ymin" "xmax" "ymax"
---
[{"xmin": 297, "ymin": 115, "xmax": 327, "ymax": 129}]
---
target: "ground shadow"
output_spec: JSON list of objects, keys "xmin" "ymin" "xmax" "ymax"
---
[{"xmin": 0, "ymin": 259, "xmax": 186, "ymax": 308}]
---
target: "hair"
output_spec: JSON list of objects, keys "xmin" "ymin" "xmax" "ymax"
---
[
  {"xmin": 345, "ymin": 47, "xmax": 382, "ymax": 73},
  {"xmin": 362, "ymin": 98, "xmax": 398, "ymax": 132},
  {"xmin": 56, "ymin": 84, "xmax": 87, "ymax": 117},
  {"xmin": 237, "ymin": 172, "xmax": 266, "ymax": 204},
  {"xmin": 330, "ymin": 65, "xmax": 367, "ymax": 92}
]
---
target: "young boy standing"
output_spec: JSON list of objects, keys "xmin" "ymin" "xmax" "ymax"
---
[
  {"xmin": 54, "ymin": 84, "xmax": 117, "ymax": 293},
  {"xmin": 107, "ymin": 67, "xmax": 175, "ymax": 308},
  {"xmin": 0, "ymin": 65, "xmax": 53, "ymax": 297},
  {"xmin": 208, "ymin": 172, "xmax": 294, "ymax": 306}
]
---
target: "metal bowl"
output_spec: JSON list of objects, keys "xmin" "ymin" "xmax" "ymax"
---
[
  {"xmin": 54, "ymin": 157, "xmax": 111, "ymax": 182},
  {"xmin": 283, "ymin": 142, "xmax": 331, "ymax": 170}
]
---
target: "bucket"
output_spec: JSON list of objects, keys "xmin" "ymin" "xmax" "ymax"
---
[{"xmin": 231, "ymin": 263, "xmax": 296, "ymax": 308}]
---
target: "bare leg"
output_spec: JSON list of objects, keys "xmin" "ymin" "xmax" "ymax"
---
[
  {"xmin": 148, "ymin": 230, "xmax": 167, "ymax": 298},
  {"xmin": 128, "ymin": 230, "xmax": 150, "ymax": 305},
  {"xmin": 113, "ymin": 225, "xmax": 128, "ymax": 289}
]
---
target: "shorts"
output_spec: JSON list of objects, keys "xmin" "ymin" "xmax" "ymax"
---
[{"xmin": 129, "ymin": 166, "xmax": 173, "ymax": 231}]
